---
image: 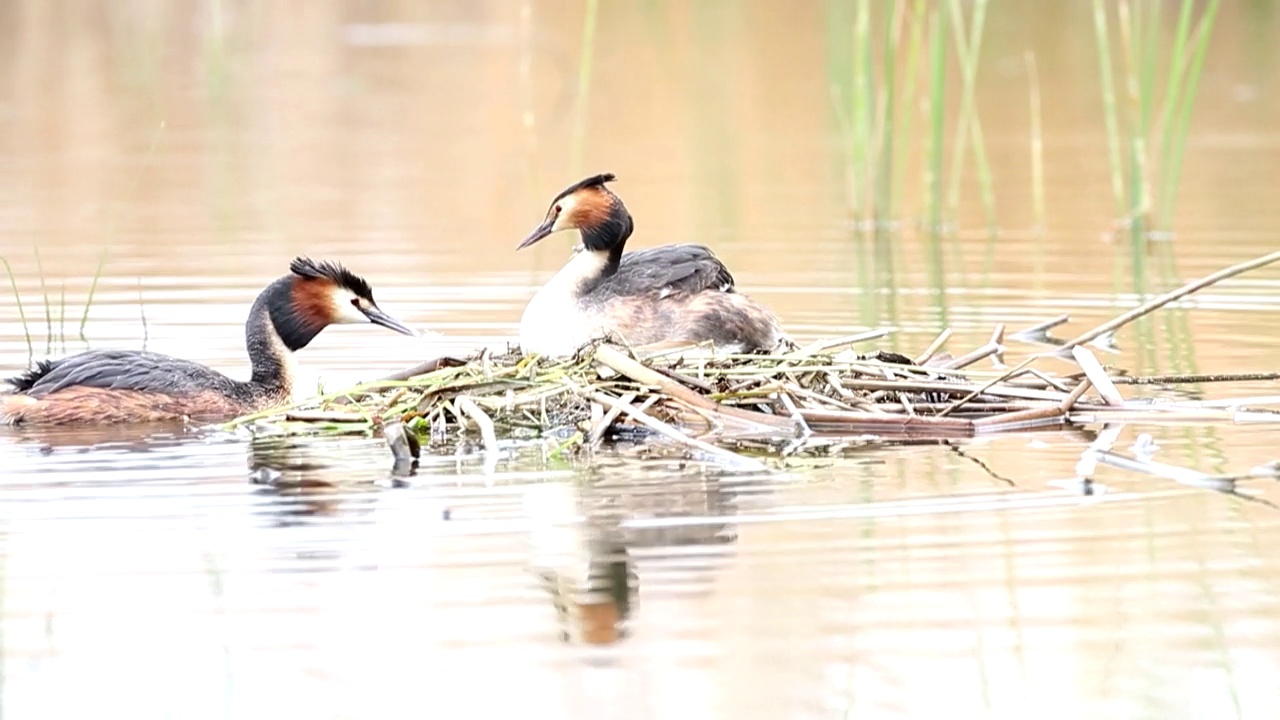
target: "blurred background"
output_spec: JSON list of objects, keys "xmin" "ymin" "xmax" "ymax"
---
[{"xmin": 2, "ymin": 2, "xmax": 1279, "ymax": 719}]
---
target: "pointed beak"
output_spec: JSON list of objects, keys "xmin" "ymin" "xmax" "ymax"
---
[
  {"xmin": 516, "ymin": 217, "xmax": 557, "ymax": 250},
  {"xmin": 362, "ymin": 305, "xmax": 418, "ymax": 336}
]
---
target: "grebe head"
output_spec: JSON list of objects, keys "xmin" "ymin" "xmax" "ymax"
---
[
  {"xmin": 517, "ymin": 172, "xmax": 633, "ymax": 253},
  {"xmin": 272, "ymin": 257, "xmax": 416, "ymax": 350}
]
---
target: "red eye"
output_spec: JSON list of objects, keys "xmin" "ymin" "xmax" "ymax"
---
[{"xmin": 553, "ymin": 204, "xmax": 562, "ymax": 215}]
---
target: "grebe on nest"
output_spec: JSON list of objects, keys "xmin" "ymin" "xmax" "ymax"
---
[
  {"xmin": 515, "ymin": 173, "xmax": 783, "ymax": 357},
  {"xmin": 2, "ymin": 257, "xmax": 416, "ymax": 426}
]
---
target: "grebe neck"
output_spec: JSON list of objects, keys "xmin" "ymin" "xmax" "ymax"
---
[
  {"xmin": 243, "ymin": 277, "xmax": 319, "ymax": 392},
  {"xmin": 578, "ymin": 204, "xmax": 634, "ymax": 282}
]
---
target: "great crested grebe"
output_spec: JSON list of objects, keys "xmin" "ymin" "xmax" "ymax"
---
[
  {"xmin": 516, "ymin": 173, "xmax": 783, "ymax": 357},
  {"xmin": 1, "ymin": 257, "xmax": 416, "ymax": 426}
]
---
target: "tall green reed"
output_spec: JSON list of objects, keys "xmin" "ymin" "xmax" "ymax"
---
[
  {"xmin": 569, "ymin": 0, "xmax": 601, "ymax": 174},
  {"xmin": 1091, "ymin": 0, "xmax": 1221, "ymax": 235},
  {"xmin": 827, "ymin": 0, "xmax": 993, "ymax": 237},
  {"xmin": 1, "ymin": 257, "xmax": 34, "ymax": 358}
]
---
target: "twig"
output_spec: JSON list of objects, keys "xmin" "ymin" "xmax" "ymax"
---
[
  {"xmin": 785, "ymin": 328, "xmax": 893, "ymax": 359},
  {"xmin": 797, "ymin": 408, "xmax": 975, "ymax": 435},
  {"xmin": 587, "ymin": 391, "xmax": 639, "ymax": 445},
  {"xmin": 937, "ymin": 356, "xmax": 1040, "ymax": 417},
  {"xmin": 593, "ymin": 344, "xmax": 795, "ymax": 431},
  {"xmin": 1070, "ymin": 346, "xmax": 1124, "ymax": 407},
  {"xmin": 588, "ymin": 391, "xmax": 767, "ymax": 471},
  {"xmin": 1111, "ymin": 371, "xmax": 1280, "ymax": 385},
  {"xmin": 455, "ymin": 395, "xmax": 499, "ymax": 454},
  {"xmin": 1059, "ymin": 377, "xmax": 1093, "ymax": 412},
  {"xmin": 914, "ymin": 328, "xmax": 953, "ymax": 365},
  {"xmin": 1010, "ymin": 314, "xmax": 1070, "ymax": 338},
  {"xmin": 1060, "ymin": 249, "xmax": 1280, "ymax": 350},
  {"xmin": 375, "ymin": 355, "xmax": 467, "ymax": 383},
  {"xmin": 940, "ymin": 341, "xmax": 1003, "ymax": 370},
  {"xmin": 972, "ymin": 405, "xmax": 1068, "ymax": 432},
  {"xmin": 776, "ymin": 390, "xmax": 812, "ymax": 436}
]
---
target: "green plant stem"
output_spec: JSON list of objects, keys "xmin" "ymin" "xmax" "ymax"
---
[
  {"xmin": 1091, "ymin": 0, "xmax": 1126, "ymax": 215},
  {"xmin": 569, "ymin": 0, "xmax": 600, "ymax": 174},
  {"xmin": 924, "ymin": 6, "xmax": 947, "ymax": 230},
  {"xmin": 1025, "ymin": 51, "xmax": 1046, "ymax": 234},
  {"xmin": 1157, "ymin": 0, "xmax": 1220, "ymax": 226},
  {"xmin": 2, "ymin": 257, "xmax": 33, "ymax": 357}
]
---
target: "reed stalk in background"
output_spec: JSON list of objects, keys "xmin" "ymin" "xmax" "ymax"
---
[
  {"xmin": 1025, "ymin": 51, "xmax": 1046, "ymax": 236},
  {"xmin": 2, "ymin": 257, "xmax": 34, "ymax": 358},
  {"xmin": 827, "ymin": 0, "xmax": 987, "ymax": 236},
  {"xmin": 944, "ymin": 0, "xmax": 995, "ymax": 230},
  {"xmin": 79, "ymin": 249, "xmax": 108, "ymax": 344},
  {"xmin": 569, "ymin": 0, "xmax": 601, "ymax": 174},
  {"xmin": 33, "ymin": 248, "xmax": 53, "ymax": 356},
  {"xmin": 1090, "ymin": 0, "xmax": 1221, "ymax": 236}
]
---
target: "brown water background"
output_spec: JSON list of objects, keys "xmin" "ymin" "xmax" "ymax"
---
[{"xmin": 2, "ymin": 2, "xmax": 1280, "ymax": 719}]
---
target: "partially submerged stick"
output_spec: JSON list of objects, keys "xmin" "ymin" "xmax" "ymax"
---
[
  {"xmin": 1070, "ymin": 346, "xmax": 1124, "ymax": 407},
  {"xmin": 1060, "ymin": 249, "xmax": 1280, "ymax": 350},
  {"xmin": 592, "ymin": 344, "xmax": 796, "ymax": 432},
  {"xmin": 588, "ymin": 391, "xmax": 767, "ymax": 471},
  {"xmin": 455, "ymin": 395, "xmax": 499, "ymax": 455}
]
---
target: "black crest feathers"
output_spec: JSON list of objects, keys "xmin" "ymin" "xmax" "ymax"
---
[{"xmin": 288, "ymin": 257, "xmax": 374, "ymax": 300}]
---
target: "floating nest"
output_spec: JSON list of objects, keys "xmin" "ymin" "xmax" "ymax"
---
[{"xmin": 225, "ymin": 320, "xmax": 1280, "ymax": 469}]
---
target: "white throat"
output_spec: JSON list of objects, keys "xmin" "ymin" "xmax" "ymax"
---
[{"xmin": 519, "ymin": 247, "xmax": 612, "ymax": 357}]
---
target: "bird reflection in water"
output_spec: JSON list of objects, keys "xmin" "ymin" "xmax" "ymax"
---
[{"xmin": 524, "ymin": 455, "xmax": 742, "ymax": 646}]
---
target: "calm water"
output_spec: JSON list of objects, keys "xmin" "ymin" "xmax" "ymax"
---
[{"xmin": 3, "ymin": 2, "xmax": 1280, "ymax": 719}]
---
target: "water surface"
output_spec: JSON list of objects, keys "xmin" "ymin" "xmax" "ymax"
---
[{"xmin": 3, "ymin": 3, "xmax": 1280, "ymax": 718}]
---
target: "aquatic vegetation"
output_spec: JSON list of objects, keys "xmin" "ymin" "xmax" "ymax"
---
[
  {"xmin": 2, "ymin": 249, "xmax": 112, "ymax": 359},
  {"xmin": 1091, "ymin": 0, "xmax": 1220, "ymax": 236},
  {"xmin": 827, "ymin": 0, "xmax": 993, "ymax": 232}
]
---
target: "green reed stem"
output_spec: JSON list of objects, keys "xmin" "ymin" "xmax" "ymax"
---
[
  {"xmin": 852, "ymin": 0, "xmax": 871, "ymax": 217},
  {"xmin": 137, "ymin": 277, "xmax": 150, "ymax": 349},
  {"xmin": 944, "ymin": 0, "xmax": 994, "ymax": 229},
  {"xmin": 1139, "ymin": 0, "xmax": 1162, "ymax": 135},
  {"xmin": 57, "ymin": 283, "xmax": 66, "ymax": 353},
  {"xmin": 569, "ymin": 0, "xmax": 600, "ymax": 174},
  {"xmin": 1117, "ymin": 0, "xmax": 1151, "ymax": 228},
  {"xmin": 1025, "ymin": 51, "xmax": 1046, "ymax": 234},
  {"xmin": 893, "ymin": 0, "xmax": 927, "ymax": 221},
  {"xmin": 33, "ymin": 248, "xmax": 52, "ymax": 356},
  {"xmin": 874, "ymin": 3, "xmax": 903, "ymax": 224},
  {"xmin": 1157, "ymin": 0, "xmax": 1219, "ymax": 226},
  {"xmin": 924, "ymin": 6, "xmax": 947, "ymax": 230},
  {"xmin": 1091, "ymin": 0, "xmax": 1126, "ymax": 216},
  {"xmin": 1, "ymin": 257, "xmax": 33, "ymax": 358},
  {"xmin": 79, "ymin": 248, "xmax": 108, "ymax": 344}
]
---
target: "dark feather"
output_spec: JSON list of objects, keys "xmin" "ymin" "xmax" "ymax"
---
[
  {"xmin": 289, "ymin": 257, "xmax": 374, "ymax": 300},
  {"xmin": 9, "ymin": 350, "xmax": 238, "ymax": 399},
  {"xmin": 552, "ymin": 172, "xmax": 618, "ymax": 207},
  {"xmin": 590, "ymin": 244, "xmax": 737, "ymax": 300}
]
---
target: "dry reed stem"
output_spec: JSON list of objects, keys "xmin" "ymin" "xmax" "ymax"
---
[
  {"xmin": 1061, "ymin": 249, "xmax": 1280, "ymax": 350},
  {"xmin": 588, "ymin": 391, "xmax": 767, "ymax": 471},
  {"xmin": 1070, "ymin": 346, "xmax": 1125, "ymax": 406},
  {"xmin": 915, "ymin": 328, "xmax": 953, "ymax": 364},
  {"xmin": 588, "ymin": 391, "xmax": 638, "ymax": 445},
  {"xmin": 592, "ymin": 344, "xmax": 795, "ymax": 431},
  {"xmin": 455, "ymin": 395, "xmax": 499, "ymax": 455}
]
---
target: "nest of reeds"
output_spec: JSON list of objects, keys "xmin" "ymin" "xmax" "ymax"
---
[{"xmin": 225, "ymin": 319, "xmax": 1280, "ymax": 470}]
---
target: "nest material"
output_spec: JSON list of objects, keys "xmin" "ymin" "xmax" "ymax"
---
[{"xmin": 225, "ymin": 326, "xmax": 1280, "ymax": 467}]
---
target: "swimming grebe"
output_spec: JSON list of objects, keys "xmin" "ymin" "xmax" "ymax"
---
[
  {"xmin": 1, "ymin": 257, "xmax": 416, "ymax": 426},
  {"xmin": 516, "ymin": 173, "xmax": 783, "ymax": 357}
]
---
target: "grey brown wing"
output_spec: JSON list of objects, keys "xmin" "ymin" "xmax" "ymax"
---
[
  {"xmin": 608, "ymin": 245, "xmax": 737, "ymax": 298},
  {"xmin": 13, "ymin": 350, "xmax": 231, "ymax": 398}
]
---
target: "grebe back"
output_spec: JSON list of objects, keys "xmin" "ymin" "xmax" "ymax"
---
[
  {"xmin": 2, "ymin": 257, "xmax": 416, "ymax": 426},
  {"xmin": 515, "ymin": 173, "xmax": 783, "ymax": 357}
]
